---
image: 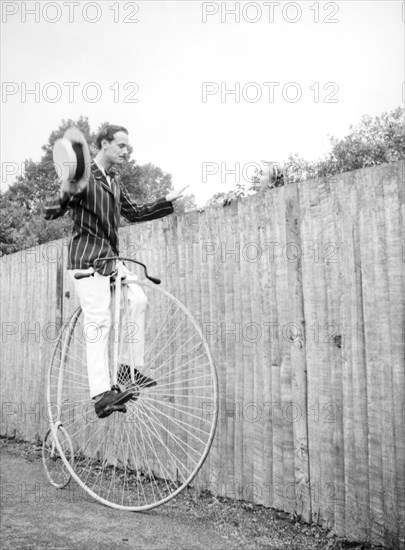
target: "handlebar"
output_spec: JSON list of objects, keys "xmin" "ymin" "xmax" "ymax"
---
[
  {"xmin": 74, "ymin": 256, "xmax": 161, "ymax": 285},
  {"xmin": 74, "ymin": 271, "xmax": 95, "ymax": 280}
]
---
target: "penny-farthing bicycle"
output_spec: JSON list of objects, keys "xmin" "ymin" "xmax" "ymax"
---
[{"xmin": 42, "ymin": 257, "xmax": 218, "ymax": 510}]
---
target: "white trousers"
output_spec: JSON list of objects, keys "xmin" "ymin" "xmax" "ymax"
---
[{"xmin": 68, "ymin": 263, "xmax": 148, "ymax": 398}]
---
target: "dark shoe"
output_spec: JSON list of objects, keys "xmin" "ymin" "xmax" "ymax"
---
[
  {"xmin": 95, "ymin": 386, "xmax": 135, "ymax": 419},
  {"xmin": 118, "ymin": 364, "xmax": 157, "ymax": 389},
  {"xmin": 125, "ymin": 384, "xmax": 140, "ymax": 402}
]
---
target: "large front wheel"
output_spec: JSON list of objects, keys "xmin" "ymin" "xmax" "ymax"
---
[{"xmin": 46, "ymin": 281, "xmax": 218, "ymax": 511}]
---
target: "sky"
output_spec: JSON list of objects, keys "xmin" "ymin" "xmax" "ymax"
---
[{"xmin": 1, "ymin": 0, "xmax": 403, "ymax": 205}]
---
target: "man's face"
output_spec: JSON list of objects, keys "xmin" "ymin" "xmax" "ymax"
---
[{"xmin": 103, "ymin": 131, "xmax": 130, "ymax": 165}]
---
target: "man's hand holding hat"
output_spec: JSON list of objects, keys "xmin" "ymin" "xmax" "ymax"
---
[
  {"xmin": 53, "ymin": 127, "xmax": 91, "ymax": 205},
  {"xmin": 59, "ymin": 178, "xmax": 82, "ymax": 203}
]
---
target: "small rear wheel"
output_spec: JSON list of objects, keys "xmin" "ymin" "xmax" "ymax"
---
[{"xmin": 42, "ymin": 425, "xmax": 73, "ymax": 489}]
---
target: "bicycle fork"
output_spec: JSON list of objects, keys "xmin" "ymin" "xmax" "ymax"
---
[{"xmin": 111, "ymin": 263, "xmax": 123, "ymax": 387}]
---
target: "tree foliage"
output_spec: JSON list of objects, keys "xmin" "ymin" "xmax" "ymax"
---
[
  {"xmin": 206, "ymin": 106, "xmax": 405, "ymax": 206},
  {"xmin": 0, "ymin": 117, "xmax": 195, "ymax": 255},
  {"xmin": 283, "ymin": 106, "xmax": 405, "ymax": 184}
]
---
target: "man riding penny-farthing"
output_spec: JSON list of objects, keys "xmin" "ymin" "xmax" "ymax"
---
[{"xmin": 42, "ymin": 125, "xmax": 218, "ymax": 510}]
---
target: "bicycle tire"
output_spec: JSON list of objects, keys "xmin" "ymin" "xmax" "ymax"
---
[
  {"xmin": 46, "ymin": 281, "xmax": 218, "ymax": 510},
  {"xmin": 42, "ymin": 424, "xmax": 73, "ymax": 489}
]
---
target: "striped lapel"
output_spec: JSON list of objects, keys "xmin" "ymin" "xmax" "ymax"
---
[{"xmin": 110, "ymin": 172, "xmax": 121, "ymax": 241}]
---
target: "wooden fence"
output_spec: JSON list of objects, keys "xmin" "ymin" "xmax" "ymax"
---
[{"xmin": 1, "ymin": 161, "xmax": 404, "ymax": 548}]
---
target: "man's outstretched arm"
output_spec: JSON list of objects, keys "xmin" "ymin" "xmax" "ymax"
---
[{"xmin": 120, "ymin": 184, "xmax": 189, "ymax": 223}]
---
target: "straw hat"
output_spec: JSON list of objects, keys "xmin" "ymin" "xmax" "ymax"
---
[{"xmin": 53, "ymin": 127, "xmax": 91, "ymax": 188}]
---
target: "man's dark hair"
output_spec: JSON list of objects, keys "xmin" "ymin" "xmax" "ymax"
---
[{"xmin": 96, "ymin": 124, "xmax": 128, "ymax": 149}]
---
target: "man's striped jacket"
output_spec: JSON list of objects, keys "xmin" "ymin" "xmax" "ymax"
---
[{"xmin": 44, "ymin": 162, "xmax": 174, "ymax": 275}]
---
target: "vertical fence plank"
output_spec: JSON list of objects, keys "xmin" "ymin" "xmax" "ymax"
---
[
  {"xmin": 198, "ymin": 208, "xmax": 221, "ymax": 489},
  {"xmin": 271, "ymin": 186, "xmax": 289, "ymax": 512},
  {"xmin": 240, "ymin": 200, "xmax": 256, "ymax": 503},
  {"xmin": 340, "ymin": 200, "xmax": 357, "ymax": 540},
  {"xmin": 358, "ymin": 172, "xmax": 385, "ymax": 545},
  {"xmin": 285, "ymin": 180, "xmax": 311, "ymax": 522},
  {"xmin": 329, "ymin": 176, "xmax": 347, "ymax": 537},
  {"xmin": 230, "ymin": 203, "xmax": 244, "ymax": 501},
  {"xmin": 207, "ymin": 206, "xmax": 227, "ymax": 492},
  {"xmin": 250, "ymin": 195, "xmax": 267, "ymax": 505},
  {"xmin": 0, "ymin": 258, "xmax": 12, "ymax": 434},
  {"xmin": 301, "ymin": 180, "xmax": 322, "ymax": 526},
  {"xmin": 381, "ymin": 165, "xmax": 405, "ymax": 548},
  {"xmin": 320, "ymin": 177, "xmax": 345, "ymax": 531},
  {"xmin": 260, "ymin": 189, "xmax": 280, "ymax": 508},
  {"xmin": 371, "ymin": 168, "xmax": 398, "ymax": 547}
]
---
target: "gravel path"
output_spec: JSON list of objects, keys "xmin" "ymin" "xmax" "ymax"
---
[{"xmin": 0, "ymin": 438, "xmax": 383, "ymax": 550}]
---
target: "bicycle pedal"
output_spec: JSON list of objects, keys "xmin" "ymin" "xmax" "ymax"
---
[
  {"xmin": 95, "ymin": 388, "xmax": 135, "ymax": 418},
  {"xmin": 109, "ymin": 404, "xmax": 127, "ymax": 414},
  {"xmin": 116, "ymin": 389, "xmax": 136, "ymax": 405},
  {"xmin": 96, "ymin": 403, "xmax": 127, "ymax": 418},
  {"xmin": 126, "ymin": 386, "xmax": 140, "ymax": 402}
]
